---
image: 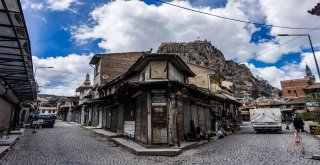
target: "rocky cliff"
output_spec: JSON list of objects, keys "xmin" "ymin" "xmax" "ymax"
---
[{"xmin": 157, "ymin": 40, "xmax": 278, "ymax": 98}]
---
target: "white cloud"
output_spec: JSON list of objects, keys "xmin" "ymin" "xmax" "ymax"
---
[
  {"xmin": 71, "ymin": 0, "xmax": 266, "ymax": 61},
  {"xmin": 245, "ymin": 51, "xmax": 320, "ymax": 89},
  {"xmin": 33, "ymin": 54, "xmax": 94, "ymax": 96},
  {"xmin": 22, "ymin": 0, "xmax": 44, "ymax": 10},
  {"xmin": 245, "ymin": 63, "xmax": 303, "ymax": 89},
  {"xmin": 47, "ymin": 0, "xmax": 78, "ymax": 11},
  {"xmin": 260, "ymin": 0, "xmax": 320, "ymax": 57},
  {"xmin": 70, "ymin": 0, "xmax": 319, "ymax": 64}
]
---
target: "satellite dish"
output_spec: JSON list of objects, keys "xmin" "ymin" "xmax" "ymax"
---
[{"xmin": 102, "ymin": 74, "xmax": 109, "ymax": 80}]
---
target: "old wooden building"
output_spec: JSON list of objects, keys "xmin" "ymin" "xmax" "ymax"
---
[{"xmin": 85, "ymin": 53, "xmax": 240, "ymax": 146}]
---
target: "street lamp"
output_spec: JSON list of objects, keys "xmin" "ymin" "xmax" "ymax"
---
[
  {"xmin": 277, "ymin": 34, "xmax": 320, "ymax": 80},
  {"xmin": 34, "ymin": 66, "xmax": 54, "ymax": 114},
  {"xmin": 34, "ymin": 66, "xmax": 54, "ymax": 76}
]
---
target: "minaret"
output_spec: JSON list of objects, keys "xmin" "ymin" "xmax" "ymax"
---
[
  {"xmin": 305, "ymin": 64, "xmax": 315, "ymax": 84},
  {"xmin": 306, "ymin": 64, "xmax": 312, "ymax": 76},
  {"xmin": 84, "ymin": 73, "xmax": 91, "ymax": 86}
]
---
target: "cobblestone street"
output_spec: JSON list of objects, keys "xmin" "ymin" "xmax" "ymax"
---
[{"xmin": 1, "ymin": 121, "xmax": 320, "ymax": 165}]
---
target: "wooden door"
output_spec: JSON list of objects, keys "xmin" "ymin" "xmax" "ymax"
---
[
  {"xmin": 152, "ymin": 106, "xmax": 167, "ymax": 144},
  {"xmin": 106, "ymin": 108, "xmax": 111, "ymax": 129},
  {"xmin": 111, "ymin": 107, "xmax": 118, "ymax": 132}
]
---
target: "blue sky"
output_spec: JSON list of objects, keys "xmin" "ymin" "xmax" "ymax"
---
[{"xmin": 21, "ymin": 0, "xmax": 320, "ymax": 96}]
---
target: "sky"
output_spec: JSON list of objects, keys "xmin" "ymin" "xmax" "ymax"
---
[{"xmin": 21, "ymin": 0, "xmax": 320, "ymax": 96}]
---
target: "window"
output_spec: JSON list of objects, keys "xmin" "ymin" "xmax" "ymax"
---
[
  {"xmin": 95, "ymin": 63, "xmax": 100, "ymax": 76},
  {"xmin": 288, "ymin": 90, "xmax": 291, "ymax": 94},
  {"xmin": 141, "ymin": 72, "xmax": 145, "ymax": 81},
  {"xmin": 49, "ymin": 110, "xmax": 51, "ymax": 113}
]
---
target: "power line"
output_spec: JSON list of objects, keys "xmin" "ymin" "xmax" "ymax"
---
[
  {"xmin": 156, "ymin": 0, "xmax": 318, "ymax": 30},
  {"xmin": 240, "ymin": 25, "xmax": 320, "ymax": 63},
  {"xmin": 241, "ymin": 37, "xmax": 300, "ymax": 63}
]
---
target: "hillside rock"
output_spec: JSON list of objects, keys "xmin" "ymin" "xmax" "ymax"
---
[{"xmin": 157, "ymin": 40, "xmax": 277, "ymax": 98}]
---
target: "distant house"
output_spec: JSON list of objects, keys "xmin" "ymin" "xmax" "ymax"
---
[
  {"xmin": 57, "ymin": 97, "xmax": 79, "ymax": 121},
  {"xmin": 39, "ymin": 107, "xmax": 57, "ymax": 115},
  {"xmin": 304, "ymin": 83, "xmax": 320, "ymax": 113},
  {"xmin": 280, "ymin": 65, "xmax": 315, "ymax": 98}
]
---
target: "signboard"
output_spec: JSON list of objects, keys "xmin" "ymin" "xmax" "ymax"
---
[
  {"xmin": 124, "ymin": 121, "xmax": 135, "ymax": 136},
  {"xmin": 310, "ymin": 125, "xmax": 320, "ymax": 135},
  {"xmin": 306, "ymin": 102, "xmax": 319, "ymax": 107},
  {"xmin": 32, "ymin": 121, "xmax": 39, "ymax": 125},
  {"xmin": 152, "ymin": 95, "xmax": 166, "ymax": 106},
  {"xmin": 210, "ymin": 101, "xmax": 219, "ymax": 112}
]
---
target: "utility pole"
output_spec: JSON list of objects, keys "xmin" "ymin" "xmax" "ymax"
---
[{"xmin": 278, "ymin": 34, "xmax": 320, "ymax": 80}]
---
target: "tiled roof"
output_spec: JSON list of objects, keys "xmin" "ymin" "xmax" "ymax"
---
[
  {"xmin": 285, "ymin": 97, "xmax": 305, "ymax": 105},
  {"xmin": 304, "ymin": 83, "xmax": 320, "ymax": 90}
]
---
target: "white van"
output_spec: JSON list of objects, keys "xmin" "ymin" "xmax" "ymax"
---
[{"xmin": 250, "ymin": 108, "xmax": 282, "ymax": 132}]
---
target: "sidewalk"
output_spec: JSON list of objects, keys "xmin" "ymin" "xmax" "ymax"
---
[
  {"xmin": 303, "ymin": 121, "xmax": 320, "ymax": 139},
  {"xmin": 68, "ymin": 122, "xmax": 218, "ymax": 156},
  {"xmin": 0, "ymin": 128, "xmax": 25, "ymax": 159}
]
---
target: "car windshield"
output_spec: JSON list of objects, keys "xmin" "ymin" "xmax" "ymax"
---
[{"xmin": 36, "ymin": 115, "xmax": 52, "ymax": 119}]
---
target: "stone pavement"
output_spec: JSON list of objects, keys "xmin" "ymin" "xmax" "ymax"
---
[{"xmin": 1, "ymin": 120, "xmax": 320, "ymax": 165}]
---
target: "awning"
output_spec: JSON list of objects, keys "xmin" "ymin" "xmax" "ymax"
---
[
  {"xmin": 0, "ymin": 0, "xmax": 35, "ymax": 101},
  {"xmin": 296, "ymin": 110, "xmax": 306, "ymax": 114},
  {"xmin": 281, "ymin": 108, "xmax": 293, "ymax": 112},
  {"xmin": 240, "ymin": 111, "xmax": 249, "ymax": 115}
]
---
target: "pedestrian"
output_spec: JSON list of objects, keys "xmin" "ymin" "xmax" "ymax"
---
[
  {"xmin": 285, "ymin": 120, "xmax": 290, "ymax": 130},
  {"xmin": 298, "ymin": 118, "xmax": 304, "ymax": 132},
  {"xmin": 293, "ymin": 117, "xmax": 299, "ymax": 131}
]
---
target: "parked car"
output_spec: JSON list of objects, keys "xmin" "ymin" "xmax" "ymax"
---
[{"xmin": 32, "ymin": 114, "xmax": 55, "ymax": 128}]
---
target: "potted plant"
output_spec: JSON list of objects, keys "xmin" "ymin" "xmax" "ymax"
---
[{"xmin": 207, "ymin": 130, "xmax": 214, "ymax": 141}]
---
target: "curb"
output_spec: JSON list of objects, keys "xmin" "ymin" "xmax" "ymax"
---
[
  {"xmin": 0, "ymin": 146, "xmax": 9, "ymax": 159},
  {"xmin": 0, "ymin": 133, "xmax": 22, "ymax": 160},
  {"xmin": 109, "ymin": 138, "xmax": 180, "ymax": 156},
  {"xmin": 73, "ymin": 122, "xmax": 221, "ymax": 156}
]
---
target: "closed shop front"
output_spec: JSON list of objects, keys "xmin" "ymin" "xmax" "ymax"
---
[
  {"xmin": 0, "ymin": 97, "xmax": 12, "ymax": 128},
  {"xmin": 92, "ymin": 105, "xmax": 99, "ymax": 126},
  {"xmin": 176, "ymin": 96, "xmax": 184, "ymax": 142},
  {"xmin": 190, "ymin": 103, "xmax": 212, "ymax": 132},
  {"xmin": 198, "ymin": 106, "xmax": 206, "ymax": 131},
  {"xmin": 124, "ymin": 100, "xmax": 136, "ymax": 136},
  {"xmin": 111, "ymin": 106, "xmax": 118, "ymax": 132},
  {"xmin": 151, "ymin": 94, "xmax": 168, "ymax": 144},
  {"xmin": 106, "ymin": 108, "xmax": 111, "ymax": 130},
  {"xmin": 135, "ymin": 94, "xmax": 148, "ymax": 144},
  {"xmin": 183, "ymin": 98, "xmax": 191, "ymax": 134}
]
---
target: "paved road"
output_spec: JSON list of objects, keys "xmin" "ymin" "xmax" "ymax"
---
[{"xmin": 1, "ymin": 121, "xmax": 319, "ymax": 165}]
